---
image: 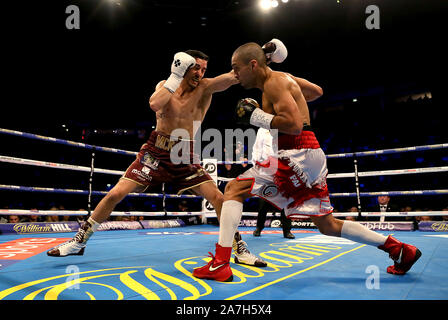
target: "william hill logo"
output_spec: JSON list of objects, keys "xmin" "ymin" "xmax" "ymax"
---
[
  {"xmin": 13, "ymin": 223, "xmax": 74, "ymax": 234},
  {"xmin": 431, "ymin": 222, "xmax": 448, "ymax": 232}
]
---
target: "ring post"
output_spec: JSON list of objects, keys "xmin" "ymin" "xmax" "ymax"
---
[
  {"xmin": 201, "ymin": 159, "xmax": 218, "ymax": 223},
  {"xmin": 87, "ymin": 150, "xmax": 96, "ymax": 220},
  {"xmin": 162, "ymin": 183, "xmax": 167, "ymax": 216},
  {"xmin": 353, "ymin": 155, "xmax": 362, "ymax": 219}
]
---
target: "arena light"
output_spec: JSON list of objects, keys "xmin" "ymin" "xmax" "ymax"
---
[
  {"xmin": 260, "ymin": 0, "xmax": 291, "ymax": 12},
  {"xmin": 104, "ymin": 0, "xmax": 122, "ymax": 7},
  {"xmin": 259, "ymin": 0, "xmax": 272, "ymax": 11}
]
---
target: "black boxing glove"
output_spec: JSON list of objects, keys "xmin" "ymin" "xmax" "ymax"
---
[{"xmin": 235, "ymin": 98, "xmax": 274, "ymax": 129}]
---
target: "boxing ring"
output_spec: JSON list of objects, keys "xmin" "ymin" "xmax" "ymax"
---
[{"xmin": 0, "ymin": 127, "xmax": 447, "ymax": 301}]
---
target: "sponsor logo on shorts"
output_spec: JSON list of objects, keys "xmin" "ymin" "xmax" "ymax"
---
[
  {"xmin": 261, "ymin": 185, "xmax": 278, "ymax": 197},
  {"xmin": 155, "ymin": 135, "xmax": 177, "ymax": 151},
  {"xmin": 289, "ymin": 175, "xmax": 301, "ymax": 187},
  {"xmin": 131, "ymin": 169, "xmax": 153, "ymax": 181},
  {"xmin": 140, "ymin": 152, "xmax": 160, "ymax": 170},
  {"xmin": 319, "ymin": 199, "xmax": 333, "ymax": 214}
]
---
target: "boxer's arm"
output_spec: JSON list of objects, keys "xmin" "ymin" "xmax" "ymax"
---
[
  {"xmin": 286, "ymin": 73, "xmax": 323, "ymax": 102},
  {"xmin": 265, "ymin": 79, "xmax": 304, "ymax": 135},
  {"xmin": 203, "ymin": 71, "xmax": 239, "ymax": 94},
  {"xmin": 149, "ymin": 80, "xmax": 169, "ymax": 112}
]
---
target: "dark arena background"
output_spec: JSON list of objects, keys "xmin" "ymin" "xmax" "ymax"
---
[{"xmin": 0, "ymin": 0, "xmax": 446, "ymax": 312}]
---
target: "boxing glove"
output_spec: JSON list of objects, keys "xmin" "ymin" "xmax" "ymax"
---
[
  {"xmin": 235, "ymin": 98, "xmax": 274, "ymax": 129},
  {"xmin": 262, "ymin": 38, "xmax": 288, "ymax": 64},
  {"xmin": 163, "ymin": 52, "xmax": 197, "ymax": 93}
]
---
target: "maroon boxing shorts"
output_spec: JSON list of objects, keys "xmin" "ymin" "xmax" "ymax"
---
[{"xmin": 121, "ymin": 130, "xmax": 213, "ymax": 194}]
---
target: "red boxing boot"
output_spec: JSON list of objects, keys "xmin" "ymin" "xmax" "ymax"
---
[
  {"xmin": 378, "ymin": 235, "xmax": 422, "ymax": 275},
  {"xmin": 192, "ymin": 243, "xmax": 233, "ymax": 282}
]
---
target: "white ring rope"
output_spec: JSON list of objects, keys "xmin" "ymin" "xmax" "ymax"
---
[
  {"xmin": 2, "ymin": 209, "xmax": 446, "ymax": 218},
  {"xmin": 0, "ymin": 155, "xmax": 124, "ymax": 176},
  {"xmin": 0, "ymin": 209, "xmax": 199, "ymax": 217},
  {"xmin": 0, "ymin": 184, "xmax": 201, "ymax": 199},
  {"xmin": 2, "ymin": 155, "xmax": 447, "ymax": 180},
  {"xmin": 1, "ymin": 128, "xmax": 447, "ymax": 160}
]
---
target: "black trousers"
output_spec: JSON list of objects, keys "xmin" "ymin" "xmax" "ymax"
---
[{"xmin": 256, "ymin": 199, "xmax": 292, "ymax": 233}]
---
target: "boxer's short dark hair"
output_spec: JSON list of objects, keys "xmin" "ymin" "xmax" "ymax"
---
[{"xmin": 185, "ymin": 50, "xmax": 209, "ymax": 61}]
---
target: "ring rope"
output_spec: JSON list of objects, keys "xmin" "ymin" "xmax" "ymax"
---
[
  {"xmin": 0, "ymin": 184, "xmax": 202, "ymax": 199},
  {"xmin": 2, "ymin": 208, "xmax": 446, "ymax": 218},
  {"xmin": 1, "ymin": 128, "xmax": 447, "ymax": 161},
  {"xmin": 0, "ymin": 155, "xmax": 124, "ymax": 176},
  {"xmin": 331, "ymin": 211, "xmax": 447, "ymax": 217},
  {"xmin": 0, "ymin": 209, "xmax": 199, "ymax": 217},
  {"xmin": 1, "ymin": 184, "xmax": 446, "ymax": 198},
  {"xmin": 330, "ymin": 190, "xmax": 448, "ymax": 197},
  {"xmin": 0, "ymin": 128, "xmax": 137, "ymax": 156},
  {"xmin": 325, "ymin": 143, "xmax": 448, "ymax": 158},
  {"xmin": 2, "ymin": 155, "xmax": 447, "ymax": 180},
  {"xmin": 216, "ymin": 166, "xmax": 448, "ymax": 182}
]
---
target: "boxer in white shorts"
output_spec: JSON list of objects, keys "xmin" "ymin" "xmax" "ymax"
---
[
  {"xmin": 193, "ymin": 41, "xmax": 421, "ymax": 282},
  {"xmin": 238, "ymin": 127, "xmax": 333, "ymax": 218}
]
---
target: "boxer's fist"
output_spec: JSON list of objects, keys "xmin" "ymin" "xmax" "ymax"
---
[
  {"xmin": 171, "ymin": 52, "xmax": 196, "ymax": 77},
  {"xmin": 262, "ymin": 38, "xmax": 288, "ymax": 64},
  {"xmin": 235, "ymin": 98, "xmax": 274, "ymax": 129},
  {"xmin": 164, "ymin": 52, "xmax": 196, "ymax": 93}
]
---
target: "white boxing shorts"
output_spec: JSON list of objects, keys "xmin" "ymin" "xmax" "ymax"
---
[{"xmin": 238, "ymin": 146, "xmax": 333, "ymax": 218}]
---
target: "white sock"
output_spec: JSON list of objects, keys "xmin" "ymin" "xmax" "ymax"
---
[
  {"xmin": 87, "ymin": 217, "xmax": 100, "ymax": 232},
  {"xmin": 218, "ymin": 200, "xmax": 243, "ymax": 247},
  {"xmin": 341, "ymin": 220, "xmax": 387, "ymax": 247},
  {"xmin": 81, "ymin": 217, "xmax": 100, "ymax": 244}
]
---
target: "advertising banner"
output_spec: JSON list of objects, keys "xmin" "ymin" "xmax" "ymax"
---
[
  {"xmin": 97, "ymin": 221, "xmax": 142, "ymax": 231},
  {"xmin": 139, "ymin": 219, "xmax": 185, "ymax": 229},
  {"xmin": 418, "ymin": 221, "xmax": 448, "ymax": 232},
  {"xmin": 358, "ymin": 221, "xmax": 414, "ymax": 231},
  {"xmin": 0, "ymin": 222, "xmax": 80, "ymax": 235}
]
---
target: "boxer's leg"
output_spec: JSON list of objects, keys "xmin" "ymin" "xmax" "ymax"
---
[
  {"xmin": 310, "ymin": 214, "xmax": 421, "ymax": 274},
  {"xmin": 192, "ymin": 179, "xmax": 254, "ymax": 281},
  {"xmin": 190, "ymin": 181, "xmax": 223, "ymax": 220},
  {"xmin": 47, "ymin": 178, "xmax": 145, "ymax": 257},
  {"xmin": 191, "ymin": 180, "xmax": 267, "ymax": 267},
  {"xmin": 219, "ymin": 179, "xmax": 253, "ymax": 247},
  {"xmin": 254, "ymin": 200, "xmax": 269, "ymax": 236},
  {"xmin": 310, "ymin": 213, "xmax": 387, "ymax": 246},
  {"xmin": 92, "ymin": 178, "xmax": 146, "ymax": 223}
]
